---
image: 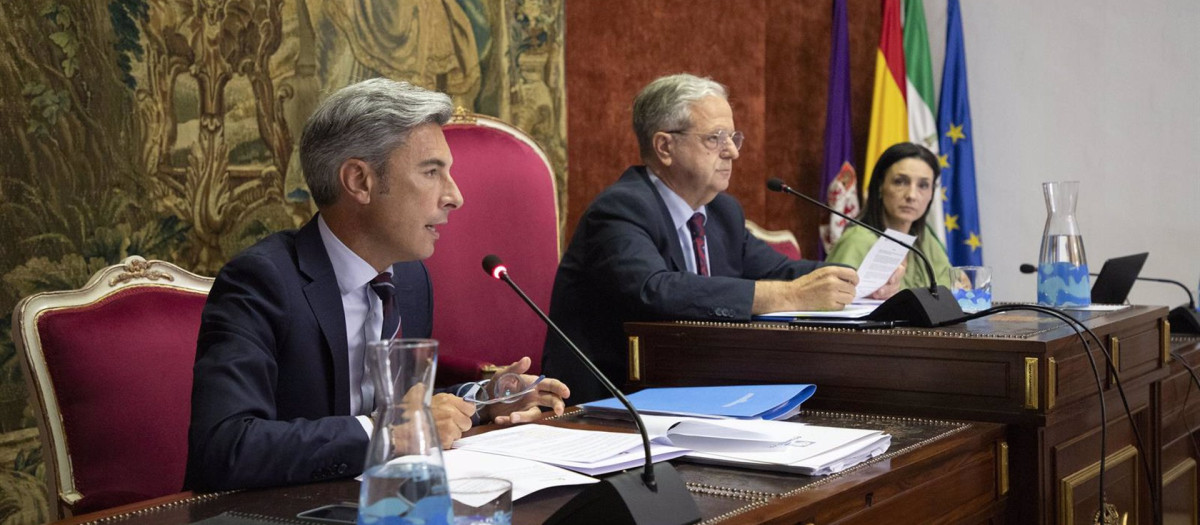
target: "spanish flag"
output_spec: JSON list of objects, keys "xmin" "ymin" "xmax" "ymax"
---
[{"xmin": 863, "ymin": 0, "xmax": 908, "ymax": 193}]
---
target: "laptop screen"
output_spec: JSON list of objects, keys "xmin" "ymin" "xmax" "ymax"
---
[{"xmin": 1090, "ymin": 252, "xmax": 1149, "ymax": 304}]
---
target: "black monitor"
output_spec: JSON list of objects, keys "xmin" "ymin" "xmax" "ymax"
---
[{"xmin": 1090, "ymin": 252, "xmax": 1149, "ymax": 304}]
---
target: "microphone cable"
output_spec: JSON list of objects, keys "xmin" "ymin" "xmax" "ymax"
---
[{"xmin": 956, "ymin": 304, "xmax": 1159, "ymax": 524}]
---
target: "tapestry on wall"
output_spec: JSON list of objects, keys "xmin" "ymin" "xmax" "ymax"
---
[{"xmin": 0, "ymin": 0, "xmax": 566, "ymax": 521}]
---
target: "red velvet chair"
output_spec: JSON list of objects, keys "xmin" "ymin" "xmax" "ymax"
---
[
  {"xmin": 427, "ymin": 110, "xmax": 560, "ymax": 385},
  {"xmin": 12, "ymin": 256, "xmax": 213, "ymax": 519},
  {"xmin": 745, "ymin": 220, "xmax": 802, "ymax": 260}
]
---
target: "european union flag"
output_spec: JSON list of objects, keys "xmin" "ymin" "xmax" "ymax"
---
[{"xmin": 937, "ymin": 0, "xmax": 983, "ymax": 266}]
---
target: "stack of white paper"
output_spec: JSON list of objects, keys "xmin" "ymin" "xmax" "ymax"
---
[
  {"xmin": 442, "ymin": 449, "xmax": 599, "ymax": 503},
  {"xmin": 452, "ymin": 424, "xmax": 690, "ymax": 476},
  {"xmin": 658, "ymin": 417, "xmax": 891, "ymax": 476}
]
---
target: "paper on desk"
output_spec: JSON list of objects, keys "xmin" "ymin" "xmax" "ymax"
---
[
  {"xmin": 684, "ymin": 425, "xmax": 891, "ymax": 476},
  {"xmin": 1058, "ymin": 303, "xmax": 1128, "ymax": 312},
  {"xmin": 451, "ymin": 424, "xmax": 690, "ymax": 476},
  {"xmin": 443, "ymin": 449, "xmax": 598, "ymax": 504},
  {"xmin": 662, "ymin": 418, "xmax": 817, "ymax": 452},
  {"xmin": 854, "ymin": 229, "xmax": 916, "ymax": 298},
  {"xmin": 756, "ymin": 302, "xmax": 877, "ymax": 319}
]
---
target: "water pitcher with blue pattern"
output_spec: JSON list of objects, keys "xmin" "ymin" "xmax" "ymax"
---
[
  {"xmin": 1037, "ymin": 181, "xmax": 1090, "ymax": 307},
  {"xmin": 359, "ymin": 339, "xmax": 452, "ymax": 525}
]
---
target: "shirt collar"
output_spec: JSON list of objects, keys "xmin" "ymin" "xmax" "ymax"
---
[
  {"xmin": 648, "ymin": 169, "xmax": 707, "ymax": 231},
  {"xmin": 317, "ymin": 215, "xmax": 381, "ymax": 296}
]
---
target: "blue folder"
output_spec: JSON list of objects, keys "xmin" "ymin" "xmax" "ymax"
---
[{"xmin": 581, "ymin": 384, "xmax": 817, "ymax": 420}]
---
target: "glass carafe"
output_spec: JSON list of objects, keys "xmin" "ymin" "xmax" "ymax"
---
[
  {"xmin": 358, "ymin": 339, "xmax": 452, "ymax": 525},
  {"xmin": 1037, "ymin": 181, "xmax": 1091, "ymax": 307}
]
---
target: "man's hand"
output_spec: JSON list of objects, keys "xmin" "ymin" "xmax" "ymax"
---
[
  {"xmin": 753, "ymin": 266, "xmax": 859, "ymax": 313},
  {"xmin": 866, "ymin": 258, "xmax": 907, "ymax": 300},
  {"xmin": 482, "ymin": 357, "xmax": 570, "ymax": 425},
  {"xmin": 430, "ymin": 392, "xmax": 475, "ymax": 448}
]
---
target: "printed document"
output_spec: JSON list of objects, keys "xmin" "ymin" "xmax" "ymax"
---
[{"xmin": 854, "ymin": 228, "xmax": 915, "ymax": 298}]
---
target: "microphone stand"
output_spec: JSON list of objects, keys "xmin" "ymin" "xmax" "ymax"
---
[
  {"xmin": 482, "ymin": 256, "xmax": 701, "ymax": 525},
  {"xmin": 766, "ymin": 178, "xmax": 965, "ymax": 327},
  {"xmin": 1135, "ymin": 276, "xmax": 1200, "ymax": 334}
]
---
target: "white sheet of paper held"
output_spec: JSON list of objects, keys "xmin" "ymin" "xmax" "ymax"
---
[{"xmin": 854, "ymin": 229, "xmax": 916, "ymax": 298}]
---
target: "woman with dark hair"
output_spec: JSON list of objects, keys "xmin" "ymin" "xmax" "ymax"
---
[{"xmin": 827, "ymin": 142, "xmax": 951, "ymax": 290}]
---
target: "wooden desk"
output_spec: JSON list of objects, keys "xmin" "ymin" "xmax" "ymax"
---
[
  {"xmin": 624, "ymin": 305, "xmax": 1170, "ymax": 525},
  {"xmin": 1161, "ymin": 334, "xmax": 1200, "ymax": 524},
  {"xmin": 51, "ymin": 413, "xmax": 1005, "ymax": 525}
]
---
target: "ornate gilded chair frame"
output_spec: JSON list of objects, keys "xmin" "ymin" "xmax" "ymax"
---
[
  {"xmin": 447, "ymin": 106, "xmax": 562, "ymax": 252},
  {"xmin": 745, "ymin": 219, "xmax": 802, "ymax": 260},
  {"xmin": 435, "ymin": 108, "xmax": 561, "ymax": 379},
  {"xmin": 11, "ymin": 256, "xmax": 213, "ymax": 519}
]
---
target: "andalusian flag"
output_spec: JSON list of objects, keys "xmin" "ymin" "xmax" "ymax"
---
[
  {"xmin": 818, "ymin": 0, "xmax": 859, "ymax": 257},
  {"xmin": 938, "ymin": 0, "xmax": 983, "ymax": 265},
  {"xmin": 902, "ymin": 0, "xmax": 946, "ymax": 245},
  {"xmin": 863, "ymin": 0, "xmax": 908, "ymax": 193}
]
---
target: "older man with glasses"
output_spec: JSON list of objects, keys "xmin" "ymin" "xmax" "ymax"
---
[{"xmin": 542, "ymin": 73, "xmax": 898, "ymax": 403}]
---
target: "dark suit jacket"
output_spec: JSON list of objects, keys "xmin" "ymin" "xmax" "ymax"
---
[
  {"xmin": 185, "ymin": 216, "xmax": 433, "ymax": 491},
  {"xmin": 542, "ymin": 167, "xmax": 823, "ymax": 403}
]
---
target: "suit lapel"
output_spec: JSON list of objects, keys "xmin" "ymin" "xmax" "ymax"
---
[
  {"xmin": 632, "ymin": 168, "xmax": 688, "ymax": 272},
  {"xmin": 296, "ymin": 216, "xmax": 351, "ymax": 414},
  {"xmin": 701, "ymin": 198, "xmax": 736, "ymax": 277}
]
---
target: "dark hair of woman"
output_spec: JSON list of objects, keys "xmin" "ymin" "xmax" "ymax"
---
[{"xmin": 859, "ymin": 142, "xmax": 941, "ymax": 242}]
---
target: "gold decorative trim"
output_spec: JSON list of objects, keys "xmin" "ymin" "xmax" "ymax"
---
[
  {"xmin": 627, "ymin": 336, "xmax": 640, "ymax": 382},
  {"xmin": 1024, "ymin": 357, "xmax": 1039, "ymax": 409},
  {"xmin": 479, "ymin": 364, "xmax": 501, "ymax": 380},
  {"xmin": 1161, "ymin": 318, "xmax": 1172, "ymax": 364},
  {"xmin": 998, "ymin": 441, "xmax": 1009, "ymax": 496},
  {"xmin": 1059, "ymin": 445, "xmax": 1138, "ymax": 525},
  {"xmin": 1047, "ymin": 357, "xmax": 1057, "ymax": 410},
  {"xmin": 109, "ymin": 258, "xmax": 176, "ymax": 286},
  {"xmin": 77, "ymin": 490, "xmax": 235, "ymax": 524},
  {"xmin": 450, "ymin": 105, "xmax": 477, "ymax": 124},
  {"xmin": 1162, "ymin": 458, "xmax": 1197, "ymax": 525},
  {"xmin": 1163, "ymin": 457, "xmax": 1196, "ymax": 485},
  {"xmin": 1110, "ymin": 336, "xmax": 1121, "ymax": 384}
]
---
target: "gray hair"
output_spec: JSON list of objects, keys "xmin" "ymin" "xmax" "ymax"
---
[
  {"xmin": 632, "ymin": 74, "xmax": 728, "ymax": 158},
  {"xmin": 300, "ymin": 78, "xmax": 453, "ymax": 207}
]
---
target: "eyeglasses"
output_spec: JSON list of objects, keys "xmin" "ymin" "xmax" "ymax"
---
[
  {"xmin": 666, "ymin": 129, "xmax": 745, "ymax": 152},
  {"xmin": 456, "ymin": 373, "xmax": 545, "ymax": 409}
]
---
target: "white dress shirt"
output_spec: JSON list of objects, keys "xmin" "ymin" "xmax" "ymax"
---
[
  {"xmin": 317, "ymin": 216, "xmax": 392, "ymax": 435},
  {"xmin": 648, "ymin": 171, "xmax": 710, "ymax": 275}
]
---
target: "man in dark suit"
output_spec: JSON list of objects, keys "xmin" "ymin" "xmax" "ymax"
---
[
  {"xmin": 543, "ymin": 74, "xmax": 901, "ymax": 403},
  {"xmin": 187, "ymin": 79, "xmax": 569, "ymax": 491}
]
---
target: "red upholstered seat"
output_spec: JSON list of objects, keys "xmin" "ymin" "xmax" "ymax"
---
[
  {"xmin": 745, "ymin": 220, "xmax": 802, "ymax": 260},
  {"xmin": 428, "ymin": 110, "xmax": 560, "ymax": 385},
  {"xmin": 12, "ymin": 256, "xmax": 212, "ymax": 519}
]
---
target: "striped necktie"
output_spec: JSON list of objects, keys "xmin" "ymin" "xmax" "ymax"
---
[{"xmin": 369, "ymin": 272, "xmax": 401, "ymax": 340}]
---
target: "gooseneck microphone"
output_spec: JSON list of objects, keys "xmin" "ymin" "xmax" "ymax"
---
[
  {"xmin": 481, "ymin": 255, "xmax": 700, "ymax": 525},
  {"xmin": 1020, "ymin": 263, "xmax": 1200, "ymax": 333},
  {"xmin": 766, "ymin": 178, "xmax": 965, "ymax": 327}
]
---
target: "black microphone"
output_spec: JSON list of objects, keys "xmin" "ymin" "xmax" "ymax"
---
[
  {"xmin": 766, "ymin": 178, "xmax": 965, "ymax": 327},
  {"xmin": 1020, "ymin": 262, "xmax": 1199, "ymax": 333},
  {"xmin": 481, "ymin": 255, "xmax": 700, "ymax": 525}
]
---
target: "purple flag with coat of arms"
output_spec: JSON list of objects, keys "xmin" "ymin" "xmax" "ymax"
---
[{"xmin": 818, "ymin": 0, "xmax": 860, "ymax": 258}]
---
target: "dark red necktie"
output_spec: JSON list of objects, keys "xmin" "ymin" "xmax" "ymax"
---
[
  {"xmin": 687, "ymin": 213, "xmax": 709, "ymax": 276},
  {"xmin": 369, "ymin": 272, "xmax": 401, "ymax": 339}
]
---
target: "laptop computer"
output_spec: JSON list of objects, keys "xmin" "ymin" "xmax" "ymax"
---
[{"xmin": 1090, "ymin": 252, "xmax": 1149, "ymax": 304}]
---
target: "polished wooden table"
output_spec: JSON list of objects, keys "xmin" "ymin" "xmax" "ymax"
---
[
  {"xmin": 624, "ymin": 305, "xmax": 1170, "ymax": 525},
  {"xmin": 1161, "ymin": 334, "xmax": 1200, "ymax": 524},
  {"xmin": 51, "ymin": 412, "xmax": 1005, "ymax": 525}
]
